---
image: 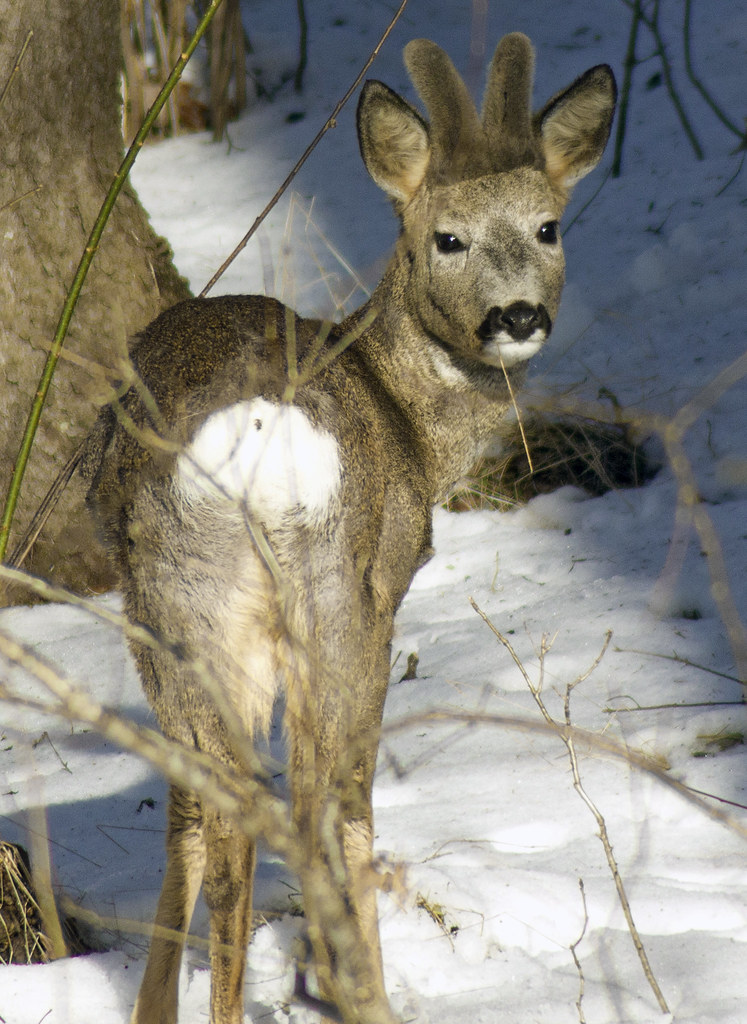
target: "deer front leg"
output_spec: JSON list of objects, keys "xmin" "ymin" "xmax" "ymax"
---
[
  {"xmin": 132, "ymin": 786, "xmax": 206, "ymax": 1024},
  {"xmin": 288, "ymin": 671, "xmax": 396, "ymax": 1024}
]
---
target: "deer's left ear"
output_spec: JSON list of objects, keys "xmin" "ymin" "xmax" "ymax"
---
[
  {"xmin": 536, "ymin": 64, "xmax": 616, "ymax": 190},
  {"xmin": 357, "ymin": 80, "xmax": 431, "ymax": 204}
]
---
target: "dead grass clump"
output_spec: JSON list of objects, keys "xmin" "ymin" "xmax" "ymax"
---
[
  {"xmin": 447, "ymin": 414, "xmax": 654, "ymax": 512},
  {"xmin": 0, "ymin": 839, "xmax": 51, "ymax": 965}
]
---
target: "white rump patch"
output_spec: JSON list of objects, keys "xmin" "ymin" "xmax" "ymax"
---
[{"xmin": 177, "ymin": 398, "xmax": 341, "ymax": 526}]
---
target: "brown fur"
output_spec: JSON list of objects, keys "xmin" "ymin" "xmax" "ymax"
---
[{"xmin": 83, "ymin": 34, "xmax": 615, "ymax": 1024}]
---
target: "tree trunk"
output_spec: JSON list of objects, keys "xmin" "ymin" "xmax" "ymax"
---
[{"xmin": 0, "ymin": 1, "xmax": 190, "ymax": 600}]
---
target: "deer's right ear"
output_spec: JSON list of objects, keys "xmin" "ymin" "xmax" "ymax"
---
[{"xmin": 357, "ymin": 81, "xmax": 430, "ymax": 203}]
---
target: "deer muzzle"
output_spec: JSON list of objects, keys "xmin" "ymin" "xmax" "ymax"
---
[{"xmin": 478, "ymin": 301, "xmax": 552, "ymax": 343}]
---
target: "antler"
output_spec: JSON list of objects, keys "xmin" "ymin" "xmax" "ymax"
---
[
  {"xmin": 482, "ymin": 33, "xmax": 541, "ymax": 170},
  {"xmin": 404, "ymin": 33, "xmax": 542, "ymax": 183},
  {"xmin": 404, "ymin": 38, "xmax": 484, "ymax": 181}
]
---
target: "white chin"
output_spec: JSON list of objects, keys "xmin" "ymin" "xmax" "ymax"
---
[{"xmin": 481, "ymin": 337, "xmax": 545, "ymax": 368}]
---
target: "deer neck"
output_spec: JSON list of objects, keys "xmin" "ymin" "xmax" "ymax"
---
[{"xmin": 351, "ymin": 261, "xmax": 524, "ymax": 502}]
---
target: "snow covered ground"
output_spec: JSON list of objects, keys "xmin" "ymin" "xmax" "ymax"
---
[{"xmin": 1, "ymin": 0, "xmax": 746, "ymax": 1022}]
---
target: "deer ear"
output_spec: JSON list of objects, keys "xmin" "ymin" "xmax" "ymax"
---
[
  {"xmin": 537, "ymin": 64, "xmax": 616, "ymax": 189},
  {"xmin": 357, "ymin": 80, "xmax": 430, "ymax": 203}
]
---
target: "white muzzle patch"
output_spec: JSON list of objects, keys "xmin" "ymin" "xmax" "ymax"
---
[{"xmin": 481, "ymin": 336, "xmax": 546, "ymax": 368}]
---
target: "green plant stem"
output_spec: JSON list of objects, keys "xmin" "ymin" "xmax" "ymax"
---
[{"xmin": 0, "ymin": 0, "xmax": 226, "ymax": 563}]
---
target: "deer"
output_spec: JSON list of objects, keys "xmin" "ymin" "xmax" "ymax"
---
[{"xmin": 82, "ymin": 32, "xmax": 615, "ymax": 1024}]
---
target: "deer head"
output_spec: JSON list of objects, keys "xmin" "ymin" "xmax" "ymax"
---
[{"xmin": 357, "ymin": 33, "xmax": 616, "ymax": 373}]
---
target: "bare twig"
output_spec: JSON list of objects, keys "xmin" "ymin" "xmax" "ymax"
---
[
  {"xmin": 0, "ymin": 185, "xmax": 42, "ymax": 216},
  {"xmin": 294, "ymin": 0, "xmax": 309, "ymax": 93},
  {"xmin": 570, "ymin": 878, "xmax": 589, "ymax": 1024},
  {"xmin": 561, "ymin": 656, "xmax": 670, "ymax": 1013},
  {"xmin": 641, "ymin": 0, "xmax": 704, "ymax": 159},
  {"xmin": 199, "ymin": 0, "xmax": 409, "ymax": 297},
  {"xmin": 384, "ymin": 704, "xmax": 747, "ymax": 840},
  {"xmin": 612, "ymin": 0, "xmax": 642, "ymax": 177},
  {"xmin": 605, "ymin": 699, "xmax": 743, "ymax": 712},
  {"xmin": 25, "ymin": 806, "xmax": 67, "ymax": 961},
  {"xmin": 0, "ymin": 627, "xmax": 292, "ymax": 853},
  {"xmin": 148, "ymin": 0, "xmax": 178, "ymax": 135},
  {"xmin": 611, "ymin": 645, "xmax": 743, "ymax": 686},
  {"xmin": 470, "ymin": 606, "xmax": 670, "ymax": 1013},
  {"xmin": 0, "ymin": 29, "xmax": 33, "ymax": 111},
  {"xmin": 6, "ymin": 444, "xmax": 86, "ymax": 570}
]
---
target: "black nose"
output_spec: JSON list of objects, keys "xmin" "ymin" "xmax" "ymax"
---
[
  {"xmin": 479, "ymin": 302, "xmax": 551, "ymax": 342},
  {"xmin": 498, "ymin": 302, "xmax": 545, "ymax": 341}
]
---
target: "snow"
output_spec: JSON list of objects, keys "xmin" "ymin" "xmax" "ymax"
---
[{"xmin": 1, "ymin": 0, "xmax": 746, "ymax": 1021}]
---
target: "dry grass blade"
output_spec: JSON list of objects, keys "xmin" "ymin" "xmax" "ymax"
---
[{"xmin": 446, "ymin": 413, "xmax": 652, "ymax": 512}]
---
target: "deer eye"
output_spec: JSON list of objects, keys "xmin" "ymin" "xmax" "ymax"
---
[
  {"xmin": 434, "ymin": 232, "xmax": 465, "ymax": 253},
  {"xmin": 537, "ymin": 220, "xmax": 560, "ymax": 244}
]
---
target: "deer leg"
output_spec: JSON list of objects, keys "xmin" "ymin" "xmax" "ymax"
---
[
  {"xmin": 289, "ymin": 696, "xmax": 395, "ymax": 1024},
  {"xmin": 132, "ymin": 786, "xmax": 206, "ymax": 1024},
  {"xmin": 202, "ymin": 805, "xmax": 256, "ymax": 1024}
]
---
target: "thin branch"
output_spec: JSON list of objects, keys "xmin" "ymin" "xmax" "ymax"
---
[
  {"xmin": 561, "ymin": 666, "xmax": 669, "ymax": 1013},
  {"xmin": 657, "ymin": 431, "xmax": 747, "ymax": 688},
  {"xmin": 0, "ymin": 29, "xmax": 33, "ymax": 111},
  {"xmin": 522, "ymin": 348, "xmax": 747, "ymax": 689},
  {"xmin": 641, "ymin": 0, "xmax": 704, "ymax": 159},
  {"xmin": 0, "ymin": 185, "xmax": 42, "ymax": 216},
  {"xmin": 294, "ymin": 0, "xmax": 308, "ymax": 93},
  {"xmin": 384, "ymin": 696, "xmax": 747, "ymax": 839},
  {"xmin": 612, "ymin": 0, "xmax": 642, "ymax": 177},
  {"xmin": 470, "ymin": 606, "xmax": 670, "ymax": 1012},
  {"xmin": 570, "ymin": 878, "xmax": 589, "ymax": 1024},
  {"xmin": 199, "ymin": 0, "xmax": 410, "ymax": 297},
  {"xmin": 605, "ymin": 700, "xmax": 743, "ymax": 712},
  {"xmin": 6, "ymin": 444, "xmax": 85, "ymax": 570},
  {"xmin": 0, "ymin": 628, "xmax": 293, "ymax": 855},
  {"xmin": 611, "ymin": 644, "xmax": 743, "ymax": 686},
  {"xmin": 564, "ymin": 165, "xmax": 612, "ymax": 229},
  {"xmin": 716, "ymin": 154, "xmax": 745, "ymax": 196}
]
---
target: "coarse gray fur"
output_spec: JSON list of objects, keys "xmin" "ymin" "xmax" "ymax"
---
[{"xmin": 83, "ymin": 32, "xmax": 616, "ymax": 1024}]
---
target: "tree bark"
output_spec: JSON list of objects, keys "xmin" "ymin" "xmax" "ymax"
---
[{"xmin": 0, "ymin": 1, "xmax": 190, "ymax": 599}]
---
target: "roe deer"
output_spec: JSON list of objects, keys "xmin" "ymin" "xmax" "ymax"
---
[{"xmin": 83, "ymin": 32, "xmax": 615, "ymax": 1024}]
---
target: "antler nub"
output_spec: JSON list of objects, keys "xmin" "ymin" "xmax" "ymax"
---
[
  {"xmin": 404, "ymin": 38, "xmax": 484, "ymax": 181},
  {"xmin": 403, "ymin": 33, "xmax": 542, "ymax": 183},
  {"xmin": 482, "ymin": 33, "xmax": 540, "ymax": 169}
]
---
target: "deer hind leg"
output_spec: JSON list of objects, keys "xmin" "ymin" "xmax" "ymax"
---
[
  {"xmin": 132, "ymin": 786, "xmax": 206, "ymax": 1024},
  {"xmin": 202, "ymin": 804, "xmax": 256, "ymax": 1024}
]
